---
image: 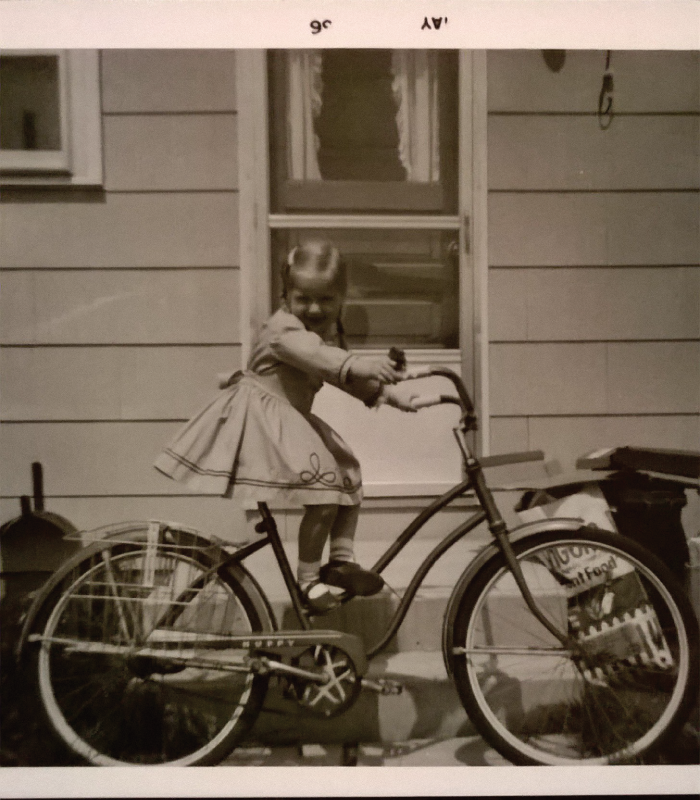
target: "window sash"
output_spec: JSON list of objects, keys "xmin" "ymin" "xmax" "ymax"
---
[
  {"xmin": 280, "ymin": 179, "xmax": 446, "ymax": 213},
  {"xmin": 269, "ymin": 214, "xmax": 460, "ymax": 230},
  {"xmin": 268, "ymin": 50, "xmax": 458, "ymax": 215}
]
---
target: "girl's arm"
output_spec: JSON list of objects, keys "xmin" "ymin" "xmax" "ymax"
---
[{"xmin": 269, "ymin": 317, "xmax": 401, "ymax": 388}]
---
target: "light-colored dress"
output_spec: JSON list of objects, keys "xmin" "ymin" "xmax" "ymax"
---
[{"xmin": 154, "ymin": 309, "xmax": 378, "ymax": 506}]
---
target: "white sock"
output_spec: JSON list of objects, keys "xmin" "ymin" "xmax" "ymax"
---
[
  {"xmin": 297, "ymin": 559, "xmax": 321, "ymax": 590},
  {"xmin": 329, "ymin": 537, "xmax": 354, "ymax": 563}
]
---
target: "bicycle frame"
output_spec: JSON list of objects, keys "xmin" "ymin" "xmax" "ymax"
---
[
  {"xmin": 222, "ymin": 390, "xmax": 570, "ymax": 657},
  {"xmin": 224, "ymin": 478, "xmax": 487, "ymax": 658}
]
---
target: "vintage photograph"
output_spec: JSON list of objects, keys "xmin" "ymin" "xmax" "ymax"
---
[{"xmin": 0, "ymin": 38, "xmax": 698, "ymax": 779}]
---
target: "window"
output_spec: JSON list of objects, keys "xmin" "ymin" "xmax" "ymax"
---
[
  {"xmin": 268, "ymin": 49, "xmax": 461, "ymax": 351},
  {"xmin": 0, "ymin": 50, "xmax": 102, "ymax": 186}
]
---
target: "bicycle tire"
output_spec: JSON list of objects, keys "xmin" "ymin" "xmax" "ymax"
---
[
  {"xmin": 31, "ymin": 523, "xmax": 273, "ymax": 766},
  {"xmin": 446, "ymin": 527, "xmax": 699, "ymax": 765}
]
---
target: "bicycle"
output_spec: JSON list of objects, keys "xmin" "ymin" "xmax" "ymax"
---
[{"xmin": 16, "ymin": 365, "xmax": 699, "ymax": 766}]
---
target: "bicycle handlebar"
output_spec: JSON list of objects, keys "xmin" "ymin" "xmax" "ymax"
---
[
  {"xmin": 402, "ymin": 365, "xmax": 434, "ymax": 381},
  {"xmin": 400, "ymin": 365, "xmax": 477, "ymax": 427},
  {"xmin": 216, "ymin": 359, "xmax": 477, "ymax": 424}
]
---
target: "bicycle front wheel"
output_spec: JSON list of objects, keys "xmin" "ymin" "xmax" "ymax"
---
[
  {"xmin": 33, "ymin": 524, "xmax": 271, "ymax": 765},
  {"xmin": 447, "ymin": 528, "xmax": 699, "ymax": 765}
]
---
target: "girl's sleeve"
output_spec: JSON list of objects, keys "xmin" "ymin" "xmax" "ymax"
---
[
  {"xmin": 269, "ymin": 312, "xmax": 383, "ymax": 406},
  {"xmin": 268, "ymin": 316, "xmax": 356, "ymax": 385}
]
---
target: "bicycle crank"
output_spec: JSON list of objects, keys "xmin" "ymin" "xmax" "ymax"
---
[{"xmin": 360, "ymin": 677, "xmax": 403, "ymax": 696}]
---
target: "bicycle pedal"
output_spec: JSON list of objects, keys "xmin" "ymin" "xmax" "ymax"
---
[{"xmin": 361, "ymin": 677, "xmax": 403, "ymax": 696}]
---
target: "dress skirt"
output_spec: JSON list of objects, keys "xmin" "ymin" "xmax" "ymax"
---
[{"xmin": 154, "ymin": 374, "xmax": 362, "ymax": 506}]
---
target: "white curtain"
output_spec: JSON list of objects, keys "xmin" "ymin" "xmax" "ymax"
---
[
  {"xmin": 391, "ymin": 51, "xmax": 440, "ymax": 183},
  {"xmin": 286, "ymin": 50, "xmax": 324, "ymax": 180}
]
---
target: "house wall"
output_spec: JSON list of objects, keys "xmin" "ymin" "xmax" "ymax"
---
[
  {"xmin": 486, "ymin": 51, "xmax": 700, "ymax": 471},
  {"xmin": 0, "ymin": 50, "xmax": 254, "ymax": 542},
  {"xmin": 1, "ymin": 49, "xmax": 698, "ymax": 549}
]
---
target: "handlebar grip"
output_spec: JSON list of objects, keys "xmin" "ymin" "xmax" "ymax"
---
[
  {"xmin": 412, "ymin": 394, "xmax": 444, "ymax": 409},
  {"xmin": 389, "ymin": 346, "xmax": 407, "ymax": 371},
  {"xmin": 403, "ymin": 365, "xmax": 433, "ymax": 380}
]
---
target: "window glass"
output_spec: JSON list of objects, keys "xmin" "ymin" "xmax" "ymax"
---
[
  {"xmin": 271, "ymin": 228, "xmax": 459, "ymax": 349},
  {"xmin": 0, "ymin": 55, "xmax": 62, "ymax": 151}
]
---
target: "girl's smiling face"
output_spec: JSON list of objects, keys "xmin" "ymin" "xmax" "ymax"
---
[{"xmin": 286, "ymin": 269, "xmax": 344, "ymax": 337}]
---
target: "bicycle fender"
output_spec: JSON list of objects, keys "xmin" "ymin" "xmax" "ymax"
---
[{"xmin": 440, "ymin": 517, "xmax": 591, "ymax": 678}]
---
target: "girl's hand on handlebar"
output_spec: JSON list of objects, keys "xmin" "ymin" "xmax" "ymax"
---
[
  {"xmin": 350, "ymin": 355, "xmax": 403, "ymax": 385},
  {"xmin": 376, "ymin": 385, "xmax": 418, "ymax": 412}
]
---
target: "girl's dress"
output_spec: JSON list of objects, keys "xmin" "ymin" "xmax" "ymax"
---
[{"xmin": 154, "ymin": 308, "xmax": 378, "ymax": 506}]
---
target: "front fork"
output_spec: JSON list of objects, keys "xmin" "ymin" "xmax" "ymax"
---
[{"xmin": 454, "ymin": 426, "xmax": 574, "ymax": 650}]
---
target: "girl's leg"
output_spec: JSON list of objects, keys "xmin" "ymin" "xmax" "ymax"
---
[
  {"xmin": 297, "ymin": 505, "xmax": 339, "ymax": 607},
  {"xmin": 328, "ymin": 505, "xmax": 360, "ymax": 563},
  {"xmin": 322, "ymin": 504, "xmax": 384, "ymax": 596}
]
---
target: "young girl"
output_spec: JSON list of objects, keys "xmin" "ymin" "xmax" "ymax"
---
[{"xmin": 154, "ymin": 240, "xmax": 417, "ymax": 613}]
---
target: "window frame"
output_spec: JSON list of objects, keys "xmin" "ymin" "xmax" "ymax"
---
[
  {"xmin": 0, "ymin": 49, "xmax": 103, "ymax": 187},
  {"xmin": 236, "ymin": 50, "xmax": 490, "ymax": 497}
]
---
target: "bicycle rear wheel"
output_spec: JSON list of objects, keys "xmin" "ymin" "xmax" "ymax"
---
[
  {"xmin": 446, "ymin": 528, "xmax": 699, "ymax": 765},
  {"xmin": 32, "ymin": 523, "xmax": 272, "ymax": 765}
]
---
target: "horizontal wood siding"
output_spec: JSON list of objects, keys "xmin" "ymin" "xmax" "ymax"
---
[
  {"xmin": 1, "ymin": 50, "xmax": 242, "ymax": 536},
  {"xmin": 0, "ymin": 193, "xmax": 239, "ymax": 268},
  {"xmin": 487, "ymin": 51, "xmax": 700, "ymax": 114},
  {"xmin": 491, "ymin": 416, "xmax": 700, "ymax": 464},
  {"xmin": 1, "ymin": 346, "xmax": 241, "ymax": 420},
  {"xmin": 489, "ymin": 193, "xmax": 700, "ymax": 267},
  {"xmin": 490, "ymin": 116, "xmax": 700, "ymax": 191},
  {"xmin": 487, "ymin": 50, "xmax": 700, "ymax": 470},
  {"xmin": 491, "ymin": 342, "xmax": 700, "ymax": 415},
  {"xmin": 101, "ymin": 50, "xmax": 238, "ymax": 113},
  {"xmin": 104, "ymin": 115, "xmax": 239, "ymax": 192},
  {"xmin": 489, "ymin": 267, "xmax": 699, "ymax": 342},
  {"xmin": 1, "ymin": 270, "xmax": 241, "ymax": 344}
]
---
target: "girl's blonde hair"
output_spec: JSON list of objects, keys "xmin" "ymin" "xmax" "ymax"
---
[
  {"xmin": 282, "ymin": 239, "xmax": 349, "ymax": 348},
  {"xmin": 282, "ymin": 239, "xmax": 348, "ymax": 299}
]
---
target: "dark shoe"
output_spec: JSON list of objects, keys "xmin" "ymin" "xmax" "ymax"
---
[
  {"xmin": 300, "ymin": 580, "xmax": 342, "ymax": 615},
  {"xmin": 320, "ymin": 560, "xmax": 384, "ymax": 597}
]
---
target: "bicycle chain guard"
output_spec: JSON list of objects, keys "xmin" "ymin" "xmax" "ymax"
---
[{"xmin": 285, "ymin": 644, "xmax": 361, "ymax": 717}]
